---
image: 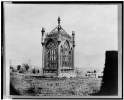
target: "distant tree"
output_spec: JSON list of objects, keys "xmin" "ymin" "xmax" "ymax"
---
[
  {"xmin": 32, "ymin": 68, "xmax": 36, "ymax": 74},
  {"xmin": 17, "ymin": 65, "xmax": 21, "ymax": 70},
  {"xmin": 25, "ymin": 64, "xmax": 29, "ymax": 71},
  {"xmin": 22, "ymin": 63, "xmax": 30, "ymax": 72},
  {"xmin": 19, "ymin": 67, "xmax": 25, "ymax": 73},
  {"xmin": 94, "ymin": 70, "xmax": 96, "ymax": 73},
  {"xmin": 18, "ymin": 63, "xmax": 30, "ymax": 73},
  {"xmin": 37, "ymin": 70, "xmax": 39, "ymax": 73}
]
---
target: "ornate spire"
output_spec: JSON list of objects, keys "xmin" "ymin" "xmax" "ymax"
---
[
  {"xmin": 41, "ymin": 27, "xmax": 45, "ymax": 37},
  {"xmin": 72, "ymin": 31, "xmax": 75, "ymax": 47},
  {"xmin": 57, "ymin": 16, "xmax": 61, "ymax": 25}
]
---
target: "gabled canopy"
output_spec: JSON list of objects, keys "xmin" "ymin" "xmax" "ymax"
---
[{"xmin": 46, "ymin": 17, "xmax": 72, "ymax": 40}]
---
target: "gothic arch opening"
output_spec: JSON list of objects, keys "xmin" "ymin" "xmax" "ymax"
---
[
  {"xmin": 62, "ymin": 40, "xmax": 71, "ymax": 68},
  {"xmin": 63, "ymin": 40, "xmax": 70, "ymax": 51},
  {"xmin": 45, "ymin": 39, "xmax": 57, "ymax": 70}
]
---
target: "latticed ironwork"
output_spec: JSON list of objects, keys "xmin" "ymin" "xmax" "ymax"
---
[
  {"xmin": 62, "ymin": 41, "xmax": 72, "ymax": 68},
  {"xmin": 45, "ymin": 39, "xmax": 57, "ymax": 69}
]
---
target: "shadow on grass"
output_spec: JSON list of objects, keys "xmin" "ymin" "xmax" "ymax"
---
[{"xmin": 10, "ymin": 83, "xmax": 20, "ymax": 95}]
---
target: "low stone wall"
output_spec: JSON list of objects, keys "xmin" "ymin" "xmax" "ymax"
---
[{"xmin": 59, "ymin": 72, "xmax": 76, "ymax": 78}]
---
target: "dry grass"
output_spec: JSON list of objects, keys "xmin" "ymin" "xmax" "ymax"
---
[{"xmin": 10, "ymin": 72, "xmax": 102, "ymax": 96}]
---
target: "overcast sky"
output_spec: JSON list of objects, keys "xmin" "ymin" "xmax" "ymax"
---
[{"xmin": 5, "ymin": 4, "xmax": 118, "ymax": 72}]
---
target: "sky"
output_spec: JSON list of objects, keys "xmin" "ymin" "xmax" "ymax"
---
[{"xmin": 5, "ymin": 4, "xmax": 118, "ymax": 72}]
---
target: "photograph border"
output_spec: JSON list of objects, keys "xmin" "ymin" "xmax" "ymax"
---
[{"xmin": 1, "ymin": 1, "xmax": 123, "ymax": 99}]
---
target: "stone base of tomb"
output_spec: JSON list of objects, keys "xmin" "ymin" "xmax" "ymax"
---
[{"xmin": 42, "ymin": 68, "xmax": 76, "ymax": 78}]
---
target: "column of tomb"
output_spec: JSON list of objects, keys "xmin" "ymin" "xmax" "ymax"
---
[
  {"xmin": 61, "ymin": 48, "xmax": 63, "ymax": 76},
  {"xmin": 72, "ymin": 31, "xmax": 75, "ymax": 73},
  {"xmin": 57, "ymin": 25, "xmax": 61, "ymax": 76},
  {"xmin": 62, "ymin": 49, "xmax": 63, "ymax": 74},
  {"xmin": 41, "ymin": 27, "xmax": 46, "ymax": 76}
]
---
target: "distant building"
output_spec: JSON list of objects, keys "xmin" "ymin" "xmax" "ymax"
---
[
  {"xmin": 96, "ymin": 72, "xmax": 103, "ymax": 78},
  {"xmin": 85, "ymin": 71, "xmax": 96, "ymax": 78},
  {"xmin": 41, "ymin": 17, "xmax": 76, "ymax": 77}
]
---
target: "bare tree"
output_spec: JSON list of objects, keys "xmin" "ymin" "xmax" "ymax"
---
[{"xmin": 75, "ymin": 68, "xmax": 82, "ymax": 76}]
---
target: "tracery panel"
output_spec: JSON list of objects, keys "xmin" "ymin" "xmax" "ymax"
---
[
  {"xmin": 62, "ymin": 40, "xmax": 70, "ymax": 68},
  {"xmin": 45, "ymin": 39, "xmax": 57, "ymax": 69}
]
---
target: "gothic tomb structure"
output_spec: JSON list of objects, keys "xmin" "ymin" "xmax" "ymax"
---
[{"xmin": 41, "ymin": 17, "xmax": 75, "ymax": 78}]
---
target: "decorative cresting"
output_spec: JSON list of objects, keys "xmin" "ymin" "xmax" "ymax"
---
[
  {"xmin": 41, "ymin": 17, "xmax": 75, "ymax": 77},
  {"xmin": 47, "ymin": 26, "xmax": 71, "ymax": 39}
]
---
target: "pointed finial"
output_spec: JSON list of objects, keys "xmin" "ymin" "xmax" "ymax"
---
[
  {"xmin": 72, "ymin": 31, "xmax": 75, "ymax": 35},
  {"xmin": 57, "ymin": 16, "xmax": 61, "ymax": 25},
  {"xmin": 41, "ymin": 27, "xmax": 45, "ymax": 37}
]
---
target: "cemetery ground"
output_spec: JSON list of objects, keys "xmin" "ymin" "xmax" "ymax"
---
[{"xmin": 10, "ymin": 72, "xmax": 102, "ymax": 96}]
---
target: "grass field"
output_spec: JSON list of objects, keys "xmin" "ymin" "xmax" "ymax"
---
[{"xmin": 10, "ymin": 72, "xmax": 102, "ymax": 96}]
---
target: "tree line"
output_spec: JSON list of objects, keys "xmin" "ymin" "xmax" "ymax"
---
[{"xmin": 10, "ymin": 63, "xmax": 40, "ymax": 74}]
